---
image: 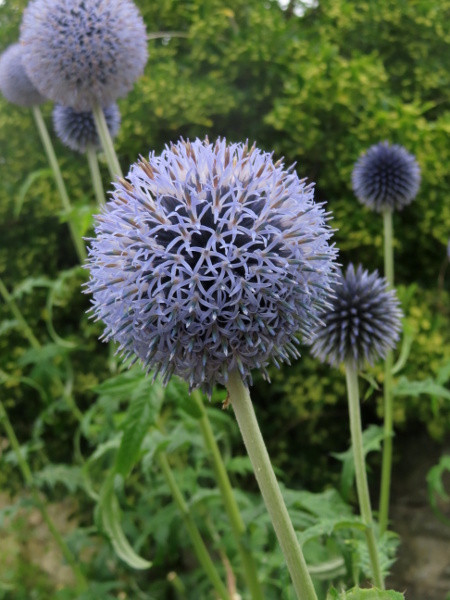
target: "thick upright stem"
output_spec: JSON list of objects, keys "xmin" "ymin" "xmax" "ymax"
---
[
  {"xmin": 92, "ymin": 103, "xmax": 123, "ymax": 179},
  {"xmin": 225, "ymin": 370, "xmax": 318, "ymax": 600},
  {"xmin": 31, "ymin": 106, "xmax": 86, "ymax": 262},
  {"xmin": 379, "ymin": 208, "xmax": 395, "ymax": 534},
  {"xmin": 191, "ymin": 390, "xmax": 263, "ymax": 599},
  {"xmin": 86, "ymin": 145, "xmax": 107, "ymax": 206},
  {"xmin": 0, "ymin": 397, "xmax": 87, "ymax": 590},
  {"xmin": 0, "ymin": 278, "xmax": 40, "ymax": 349},
  {"xmin": 158, "ymin": 452, "xmax": 230, "ymax": 600},
  {"xmin": 345, "ymin": 362, "xmax": 384, "ymax": 589},
  {"xmin": 383, "ymin": 209, "xmax": 394, "ymax": 288}
]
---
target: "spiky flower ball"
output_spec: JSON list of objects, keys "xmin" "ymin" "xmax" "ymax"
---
[
  {"xmin": 352, "ymin": 141, "xmax": 421, "ymax": 212},
  {"xmin": 53, "ymin": 103, "xmax": 120, "ymax": 154},
  {"xmin": 0, "ymin": 43, "xmax": 46, "ymax": 107},
  {"xmin": 21, "ymin": 0, "xmax": 148, "ymax": 111},
  {"xmin": 310, "ymin": 264, "xmax": 402, "ymax": 369},
  {"xmin": 86, "ymin": 138, "xmax": 337, "ymax": 395}
]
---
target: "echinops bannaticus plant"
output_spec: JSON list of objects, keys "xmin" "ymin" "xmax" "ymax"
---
[
  {"xmin": 20, "ymin": 0, "xmax": 148, "ymax": 112},
  {"xmin": 352, "ymin": 141, "xmax": 421, "ymax": 213},
  {"xmin": 310, "ymin": 263, "xmax": 403, "ymax": 590},
  {"xmin": 352, "ymin": 141, "xmax": 420, "ymax": 534},
  {"xmin": 53, "ymin": 104, "xmax": 121, "ymax": 154},
  {"xmin": 86, "ymin": 137, "xmax": 337, "ymax": 396},
  {"xmin": 0, "ymin": 43, "xmax": 45, "ymax": 107},
  {"xmin": 86, "ymin": 136, "xmax": 337, "ymax": 600}
]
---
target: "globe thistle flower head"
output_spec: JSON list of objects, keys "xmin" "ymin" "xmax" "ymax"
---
[
  {"xmin": 310, "ymin": 264, "xmax": 403, "ymax": 369},
  {"xmin": 53, "ymin": 103, "xmax": 120, "ymax": 154},
  {"xmin": 21, "ymin": 0, "xmax": 148, "ymax": 111},
  {"xmin": 0, "ymin": 43, "xmax": 46, "ymax": 107},
  {"xmin": 352, "ymin": 141, "xmax": 421, "ymax": 212},
  {"xmin": 86, "ymin": 137, "xmax": 338, "ymax": 396}
]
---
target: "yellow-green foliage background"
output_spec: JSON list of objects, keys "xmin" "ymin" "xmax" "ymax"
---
[{"xmin": 1, "ymin": 0, "xmax": 450, "ymax": 485}]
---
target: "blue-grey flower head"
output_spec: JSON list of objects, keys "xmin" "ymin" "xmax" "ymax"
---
[
  {"xmin": 310, "ymin": 264, "xmax": 402, "ymax": 369},
  {"xmin": 352, "ymin": 141, "xmax": 421, "ymax": 212},
  {"xmin": 0, "ymin": 43, "xmax": 46, "ymax": 107},
  {"xmin": 21, "ymin": 0, "xmax": 148, "ymax": 111},
  {"xmin": 53, "ymin": 103, "xmax": 120, "ymax": 154},
  {"xmin": 86, "ymin": 137, "xmax": 338, "ymax": 395}
]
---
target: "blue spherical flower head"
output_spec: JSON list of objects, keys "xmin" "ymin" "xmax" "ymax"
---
[
  {"xmin": 21, "ymin": 0, "xmax": 148, "ymax": 111},
  {"xmin": 0, "ymin": 43, "xmax": 46, "ymax": 107},
  {"xmin": 310, "ymin": 264, "xmax": 403, "ymax": 369},
  {"xmin": 86, "ymin": 138, "xmax": 337, "ymax": 395},
  {"xmin": 53, "ymin": 103, "xmax": 120, "ymax": 154},
  {"xmin": 352, "ymin": 141, "xmax": 420, "ymax": 212}
]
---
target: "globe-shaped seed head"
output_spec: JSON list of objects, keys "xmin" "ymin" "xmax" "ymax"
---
[
  {"xmin": 86, "ymin": 137, "xmax": 338, "ymax": 395},
  {"xmin": 21, "ymin": 0, "xmax": 148, "ymax": 111},
  {"xmin": 310, "ymin": 264, "xmax": 402, "ymax": 369},
  {"xmin": 0, "ymin": 43, "xmax": 46, "ymax": 107},
  {"xmin": 352, "ymin": 141, "xmax": 420, "ymax": 212},
  {"xmin": 53, "ymin": 103, "xmax": 120, "ymax": 154}
]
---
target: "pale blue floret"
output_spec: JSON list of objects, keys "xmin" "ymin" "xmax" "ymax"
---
[
  {"xmin": 53, "ymin": 103, "xmax": 121, "ymax": 154},
  {"xmin": 86, "ymin": 138, "xmax": 338, "ymax": 395},
  {"xmin": 0, "ymin": 43, "xmax": 46, "ymax": 107},
  {"xmin": 352, "ymin": 141, "xmax": 421, "ymax": 212},
  {"xmin": 310, "ymin": 263, "xmax": 403, "ymax": 368},
  {"xmin": 20, "ymin": 0, "xmax": 148, "ymax": 111}
]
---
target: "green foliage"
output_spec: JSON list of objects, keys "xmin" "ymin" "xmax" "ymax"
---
[{"xmin": 1, "ymin": 0, "xmax": 449, "ymax": 597}]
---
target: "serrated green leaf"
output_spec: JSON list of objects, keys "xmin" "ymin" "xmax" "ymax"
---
[
  {"xmin": 33, "ymin": 464, "xmax": 83, "ymax": 494},
  {"xmin": 393, "ymin": 376, "xmax": 450, "ymax": 401},
  {"xmin": 114, "ymin": 382, "xmax": 164, "ymax": 478},
  {"xmin": 99, "ymin": 477, "xmax": 151, "ymax": 570},
  {"xmin": 332, "ymin": 425, "xmax": 385, "ymax": 501},
  {"xmin": 299, "ymin": 516, "xmax": 365, "ymax": 544}
]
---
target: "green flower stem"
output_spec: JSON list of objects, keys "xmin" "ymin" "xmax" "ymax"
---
[
  {"xmin": 345, "ymin": 362, "xmax": 384, "ymax": 589},
  {"xmin": 31, "ymin": 106, "xmax": 87, "ymax": 263},
  {"xmin": 86, "ymin": 145, "xmax": 107, "ymax": 206},
  {"xmin": 0, "ymin": 278, "xmax": 40, "ymax": 349},
  {"xmin": 191, "ymin": 390, "xmax": 263, "ymax": 600},
  {"xmin": 383, "ymin": 209, "xmax": 394, "ymax": 287},
  {"xmin": 379, "ymin": 208, "xmax": 394, "ymax": 534},
  {"xmin": 0, "ymin": 397, "xmax": 87, "ymax": 591},
  {"xmin": 158, "ymin": 451, "xmax": 230, "ymax": 600},
  {"xmin": 92, "ymin": 103, "xmax": 123, "ymax": 179},
  {"xmin": 225, "ymin": 370, "xmax": 318, "ymax": 600}
]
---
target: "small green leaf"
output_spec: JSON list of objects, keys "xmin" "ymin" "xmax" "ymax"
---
[
  {"xmin": 393, "ymin": 376, "xmax": 450, "ymax": 401},
  {"xmin": 427, "ymin": 455, "xmax": 450, "ymax": 526},
  {"xmin": 15, "ymin": 168, "xmax": 53, "ymax": 216},
  {"xmin": 299, "ymin": 516, "xmax": 365, "ymax": 544},
  {"xmin": 327, "ymin": 587, "xmax": 404, "ymax": 599},
  {"xmin": 332, "ymin": 425, "xmax": 385, "ymax": 501},
  {"xmin": 99, "ymin": 477, "xmax": 152, "ymax": 570}
]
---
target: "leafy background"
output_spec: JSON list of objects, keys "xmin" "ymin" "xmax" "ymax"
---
[{"xmin": 0, "ymin": 0, "xmax": 449, "ymax": 598}]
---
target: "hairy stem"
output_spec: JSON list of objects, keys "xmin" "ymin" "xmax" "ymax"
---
[
  {"xmin": 0, "ymin": 397, "xmax": 87, "ymax": 590},
  {"xmin": 158, "ymin": 451, "xmax": 230, "ymax": 600},
  {"xmin": 226, "ymin": 370, "xmax": 318, "ymax": 600},
  {"xmin": 192, "ymin": 390, "xmax": 263, "ymax": 599},
  {"xmin": 31, "ymin": 106, "xmax": 86, "ymax": 262},
  {"xmin": 345, "ymin": 362, "xmax": 384, "ymax": 589},
  {"xmin": 92, "ymin": 103, "xmax": 123, "ymax": 179},
  {"xmin": 379, "ymin": 208, "xmax": 395, "ymax": 534}
]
